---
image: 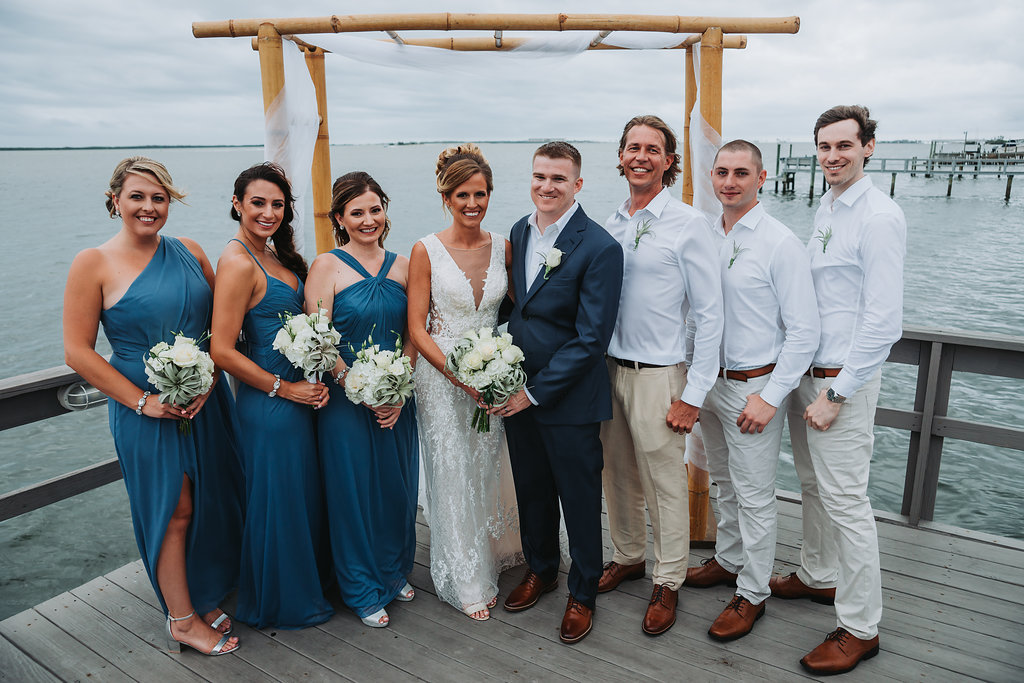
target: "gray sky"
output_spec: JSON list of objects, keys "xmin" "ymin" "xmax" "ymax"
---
[{"xmin": 2, "ymin": 0, "xmax": 1021, "ymax": 147}]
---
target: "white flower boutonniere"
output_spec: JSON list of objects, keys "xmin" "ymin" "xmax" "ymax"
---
[
  {"xmin": 633, "ymin": 218, "xmax": 655, "ymax": 251},
  {"xmin": 814, "ymin": 225, "xmax": 832, "ymax": 253},
  {"xmin": 540, "ymin": 247, "xmax": 562, "ymax": 280}
]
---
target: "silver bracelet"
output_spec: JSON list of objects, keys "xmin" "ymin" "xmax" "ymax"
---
[
  {"xmin": 334, "ymin": 368, "xmax": 349, "ymax": 385},
  {"xmin": 135, "ymin": 391, "xmax": 151, "ymax": 415},
  {"xmin": 269, "ymin": 374, "xmax": 281, "ymax": 397}
]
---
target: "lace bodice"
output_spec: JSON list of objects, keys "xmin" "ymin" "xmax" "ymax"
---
[{"xmin": 419, "ymin": 232, "xmax": 507, "ymax": 347}]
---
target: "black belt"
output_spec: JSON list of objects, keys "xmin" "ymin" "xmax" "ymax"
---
[{"xmin": 608, "ymin": 356, "xmax": 670, "ymax": 370}]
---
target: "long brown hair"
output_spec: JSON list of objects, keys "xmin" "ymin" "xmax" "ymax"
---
[
  {"xmin": 329, "ymin": 171, "xmax": 391, "ymax": 247},
  {"xmin": 230, "ymin": 162, "xmax": 308, "ymax": 280}
]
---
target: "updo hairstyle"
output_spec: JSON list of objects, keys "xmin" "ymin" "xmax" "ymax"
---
[
  {"xmin": 105, "ymin": 156, "xmax": 186, "ymax": 218},
  {"xmin": 435, "ymin": 143, "xmax": 493, "ymax": 209},
  {"xmin": 229, "ymin": 162, "xmax": 308, "ymax": 281},
  {"xmin": 329, "ymin": 171, "xmax": 391, "ymax": 247}
]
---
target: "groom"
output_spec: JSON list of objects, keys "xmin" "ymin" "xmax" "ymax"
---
[{"xmin": 495, "ymin": 141, "xmax": 622, "ymax": 644}]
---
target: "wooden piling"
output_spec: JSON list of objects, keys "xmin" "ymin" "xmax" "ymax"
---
[
  {"xmin": 890, "ymin": 172, "xmax": 897, "ymax": 197},
  {"xmin": 774, "ymin": 142, "xmax": 781, "ymax": 193},
  {"xmin": 303, "ymin": 47, "xmax": 334, "ymax": 255},
  {"xmin": 808, "ymin": 158, "xmax": 816, "ymax": 199},
  {"xmin": 947, "ymin": 174, "xmax": 954, "ymax": 197},
  {"xmin": 1006, "ymin": 175, "xmax": 1014, "ymax": 202}
]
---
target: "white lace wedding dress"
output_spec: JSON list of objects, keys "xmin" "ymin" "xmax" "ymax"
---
[{"xmin": 415, "ymin": 232, "xmax": 524, "ymax": 614}]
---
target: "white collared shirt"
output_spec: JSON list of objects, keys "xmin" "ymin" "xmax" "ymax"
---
[
  {"xmin": 524, "ymin": 202, "xmax": 579, "ymax": 288},
  {"xmin": 605, "ymin": 187, "xmax": 724, "ymax": 407},
  {"xmin": 710, "ymin": 203, "xmax": 820, "ymax": 407},
  {"xmin": 808, "ymin": 175, "xmax": 906, "ymax": 397}
]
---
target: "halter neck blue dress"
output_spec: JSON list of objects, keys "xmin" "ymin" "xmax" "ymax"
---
[
  {"xmin": 100, "ymin": 236, "xmax": 244, "ymax": 616},
  {"xmin": 316, "ymin": 250, "xmax": 418, "ymax": 619},
  {"xmin": 231, "ymin": 240, "xmax": 333, "ymax": 629}
]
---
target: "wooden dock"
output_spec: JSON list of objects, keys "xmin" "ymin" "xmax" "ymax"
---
[{"xmin": 3, "ymin": 496, "xmax": 1023, "ymax": 682}]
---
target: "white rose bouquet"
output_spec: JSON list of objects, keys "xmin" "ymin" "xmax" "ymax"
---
[
  {"xmin": 272, "ymin": 306, "xmax": 341, "ymax": 384},
  {"xmin": 344, "ymin": 334, "xmax": 415, "ymax": 408},
  {"xmin": 143, "ymin": 332, "xmax": 216, "ymax": 434},
  {"xmin": 444, "ymin": 327, "xmax": 527, "ymax": 433}
]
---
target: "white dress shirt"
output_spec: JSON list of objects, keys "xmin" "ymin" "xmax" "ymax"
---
[
  {"xmin": 605, "ymin": 187, "xmax": 724, "ymax": 407},
  {"xmin": 808, "ymin": 175, "xmax": 906, "ymax": 398},
  {"xmin": 524, "ymin": 202, "xmax": 579, "ymax": 289},
  {"xmin": 710, "ymin": 203, "xmax": 820, "ymax": 408}
]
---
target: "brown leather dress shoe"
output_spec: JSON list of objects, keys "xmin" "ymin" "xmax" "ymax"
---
[
  {"xmin": 559, "ymin": 595, "xmax": 593, "ymax": 644},
  {"xmin": 641, "ymin": 584, "xmax": 677, "ymax": 636},
  {"xmin": 503, "ymin": 569, "xmax": 557, "ymax": 612},
  {"xmin": 597, "ymin": 560, "xmax": 645, "ymax": 593},
  {"xmin": 708, "ymin": 594, "xmax": 765, "ymax": 641},
  {"xmin": 769, "ymin": 572, "xmax": 836, "ymax": 605},
  {"xmin": 685, "ymin": 557, "xmax": 738, "ymax": 588},
  {"xmin": 800, "ymin": 628, "xmax": 880, "ymax": 675}
]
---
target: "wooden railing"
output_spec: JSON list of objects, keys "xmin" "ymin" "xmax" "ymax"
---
[{"xmin": 2, "ymin": 326, "xmax": 1023, "ymax": 526}]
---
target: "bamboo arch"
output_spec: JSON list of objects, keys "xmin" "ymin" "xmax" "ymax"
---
[{"xmin": 193, "ymin": 12, "xmax": 801, "ymax": 544}]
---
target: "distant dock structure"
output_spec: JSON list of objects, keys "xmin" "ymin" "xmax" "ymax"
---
[{"xmin": 771, "ymin": 138, "xmax": 1023, "ymax": 201}]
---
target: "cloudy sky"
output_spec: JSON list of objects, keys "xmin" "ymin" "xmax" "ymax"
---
[{"xmin": 2, "ymin": 0, "xmax": 1022, "ymax": 148}]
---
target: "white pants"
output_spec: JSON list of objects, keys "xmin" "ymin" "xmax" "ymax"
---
[
  {"xmin": 600, "ymin": 361, "xmax": 689, "ymax": 590},
  {"xmin": 789, "ymin": 372, "xmax": 883, "ymax": 640},
  {"xmin": 701, "ymin": 374, "xmax": 787, "ymax": 605}
]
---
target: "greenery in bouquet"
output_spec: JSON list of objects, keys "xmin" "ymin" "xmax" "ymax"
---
[
  {"xmin": 143, "ymin": 332, "xmax": 215, "ymax": 434},
  {"xmin": 272, "ymin": 306, "xmax": 341, "ymax": 382},
  {"xmin": 344, "ymin": 333, "xmax": 415, "ymax": 408},
  {"xmin": 444, "ymin": 327, "xmax": 527, "ymax": 432}
]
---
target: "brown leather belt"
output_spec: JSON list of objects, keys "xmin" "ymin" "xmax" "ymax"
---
[
  {"xmin": 718, "ymin": 363, "xmax": 776, "ymax": 382},
  {"xmin": 806, "ymin": 366, "xmax": 842, "ymax": 378},
  {"xmin": 608, "ymin": 356, "xmax": 669, "ymax": 370}
]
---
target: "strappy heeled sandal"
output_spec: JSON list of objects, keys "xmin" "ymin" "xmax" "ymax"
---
[
  {"xmin": 361, "ymin": 608, "xmax": 389, "ymax": 628},
  {"xmin": 208, "ymin": 611, "xmax": 232, "ymax": 635},
  {"xmin": 165, "ymin": 610, "xmax": 238, "ymax": 656},
  {"xmin": 394, "ymin": 582, "xmax": 415, "ymax": 602}
]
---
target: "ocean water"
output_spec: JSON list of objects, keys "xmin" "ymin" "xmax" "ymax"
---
[{"xmin": 1, "ymin": 142, "xmax": 1022, "ymax": 619}]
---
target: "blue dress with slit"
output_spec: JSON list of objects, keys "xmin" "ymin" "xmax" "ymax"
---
[
  {"xmin": 231, "ymin": 239, "xmax": 334, "ymax": 629},
  {"xmin": 316, "ymin": 249, "xmax": 418, "ymax": 618},
  {"xmin": 100, "ymin": 236, "xmax": 244, "ymax": 616}
]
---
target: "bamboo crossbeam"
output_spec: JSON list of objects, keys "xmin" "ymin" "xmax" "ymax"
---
[
  {"xmin": 251, "ymin": 34, "xmax": 746, "ymax": 52},
  {"xmin": 194, "ymin": 13, "xmax": 798, "ymax": 39}
]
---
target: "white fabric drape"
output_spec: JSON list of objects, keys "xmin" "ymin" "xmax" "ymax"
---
[
  {"xmin": 263, "ymin": 41, "xmax": 319, "ymax": 255},
  {"xmin": 688, "ymin": 45, "xmax": 723, "ymax": 221}
]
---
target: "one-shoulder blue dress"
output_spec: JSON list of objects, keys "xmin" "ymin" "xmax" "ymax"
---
[
  {"xmin": 100, "ymin": 236, "xmax": 244, "ymax": 616},
  {"xmin": 317, "ymin": 250, "xmax": 419, "ymax": 619},
  {"xmin": 231, "ymin": 240, "xmax": 333, "ymax": 629}
]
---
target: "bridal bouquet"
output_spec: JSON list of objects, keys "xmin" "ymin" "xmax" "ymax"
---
[
  {"xmin": 444, "ymin": 327, "xmax": 527, "ymax": 433},
  {"xmin": 272, "ymin": 307, "xmax": 341, "ymax": 383},
  {"xmin": 344, "ymin": 335, "xmax": 415, "ymax": 408},
  {"xmin": 143, "ymin": 332, "xmax": 215, "ymax": 434}
]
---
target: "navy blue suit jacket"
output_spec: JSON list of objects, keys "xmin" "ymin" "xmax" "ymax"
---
[{"xmin": 506, "ymin": 205, "xmax": 623, "ymax": 425}]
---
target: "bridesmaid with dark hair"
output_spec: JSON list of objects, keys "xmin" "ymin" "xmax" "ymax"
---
[
  {"xmin": 64, "ymin": 157, "xmax": 242, "ymax": 656},
  {"xmin": 305, "ymin": 171, "xmax": 419, "ymax": 628},
  {"xmin": 211, "ymin": 162, "xmax": 334, "ymax": 629}
]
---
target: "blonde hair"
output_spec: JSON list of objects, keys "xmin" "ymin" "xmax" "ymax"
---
[
  {"xmin": 435, "ymin": 143, "xmax": 493, "ymax": 203},
  {"xmin": 105, "ymin": 156, "xmax": 186, "ymax": 218}
]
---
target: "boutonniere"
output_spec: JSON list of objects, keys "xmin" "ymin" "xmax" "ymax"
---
[
  {"xmin": 633, "ymin": 218, "xmax": 655, "ymax": 251},
  {"xmin": 814, "ymin": 225, "xmax": 832, "ymax": 253},
  {"xmin": 539, "ymin": 247, "xmax": 563, "ymax": 280},
  {"xmin": 728, "ymin": 240, "xmax": 748, "ymax": 269}
]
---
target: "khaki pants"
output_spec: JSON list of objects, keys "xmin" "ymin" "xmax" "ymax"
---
[{"xmin": 600, "ymin": 360, "xmax": 689, "ymax": 590}]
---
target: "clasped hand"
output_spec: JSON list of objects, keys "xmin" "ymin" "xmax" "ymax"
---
[
  {"xmin": 666, "ymin": 399, "xmax": 699, "ymax": 434},
  {"xmin": 486, "ymin": 388, "xmax": 531, "ymax": 418},
  {"xmin": 804, "ymin": 388, "xmax": 841, "ymax": 431}
]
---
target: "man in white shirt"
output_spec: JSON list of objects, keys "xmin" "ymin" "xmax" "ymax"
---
[
  {"xmin": 598, "ymin": 115, "xmax": 723, "ymax": 636},
  {"xmin": 770, "ymin": 106, "xmax": 906, "ymax": 675},
  {"xmin": 683, "ymin": 140, "xmax": 819, "ymax": 642}
]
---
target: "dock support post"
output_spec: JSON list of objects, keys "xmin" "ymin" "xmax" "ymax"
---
[
  {"xmin": 774, "ymin": 141, "xmax": 780, "ymax": 193},
  {"xmin": 890, "ymin": 172, "xmax": 897, "ymax": 197},
  {"xmin": 304, "ymin": 47, "xmax": 334, "ymax": 255},
  {"xmin": 911, "ymin": 156, "xmax": 917, "ymax": 177},
  {"xmin": 808, "ymin": 158, "xmax": 816, "ymax": 199},
  {"xmin": 682, "ymin": 46, "xmax": 696, "ymax": 206},
  {"xmin": 1006, "ymin": 175, "xmax": 1014, "ymax": 202},
  {"xmin": 947, "ymin": 174, "xmax": 953, "ymax": 197}
]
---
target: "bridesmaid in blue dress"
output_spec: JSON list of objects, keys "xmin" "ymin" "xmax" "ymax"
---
[
  {"xmin": 210, "ymin": 162, "xmax": 334, "ymax": 630},
  {"xmin": 63, "ymin": 157, "xmax": 242, "ymax": 656},
  {"xmin": 305, "ymin": 172, "xmax": 419, "ymax": 628}
]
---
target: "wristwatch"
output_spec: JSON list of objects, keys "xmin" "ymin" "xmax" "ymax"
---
[{"xmin": 826, "ymin": 387, "xmax": 846, "ymax": 404}]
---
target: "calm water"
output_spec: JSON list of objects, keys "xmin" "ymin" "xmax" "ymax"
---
[{"xmin": 1, "ymin": 142, "xmax": 1022, "ymax": 619}]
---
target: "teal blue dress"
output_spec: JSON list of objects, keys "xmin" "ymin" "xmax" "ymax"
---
[
  {"xmin": 316, "ymin": 250, "xmax": 418, "ymax": 618},
  {"xmin": 100, "ymin": 236, "xmax": 244, "ymax": 616},
  {"xmin": 232, "ymin": 240, "xmax": 334, "ymax": 629}
]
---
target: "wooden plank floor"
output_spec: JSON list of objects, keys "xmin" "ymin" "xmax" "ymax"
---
[{"xmin": 3, "ymin": 498, "xmax": 1023, "ymax": 682}]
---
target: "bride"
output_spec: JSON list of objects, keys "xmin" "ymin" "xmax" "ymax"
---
[{"xmin": 407, "ymin": 143, "xmax": 524, "ymax": 621}]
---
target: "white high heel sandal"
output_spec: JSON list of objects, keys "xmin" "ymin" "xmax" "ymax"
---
[
  {"xmin": 360, "ymin": 608, "xmax": 389, "ymax": 628},
  {"xmin": 395, "ymin": 582, "xmax": 415, "ymax": 602}
]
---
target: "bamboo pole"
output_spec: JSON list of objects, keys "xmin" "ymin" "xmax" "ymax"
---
[
  {"xmin": 251, "ymin": 34, "xmax": 747, "ymax": 53},
  {"xmin": 304, "ymin": 47, "xmax": 334, "ymax": 255},
  {"xmin": 682, "ymin": 45, "xmax": 696, "ymax": 205},
  {"xmin": 257, "ymin": 23, "xmax": 285, "ymax": 114},
  {"xmin": 687, "ymin": 463, "xmax": 716, "ymax": 547},
  {"xmin": 699, "ymin": 27, "xmax": 723, "ymax": 136},
  {"xmin": 194, "ymin": 13, "xmax": 799, "ymax": 39}
]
